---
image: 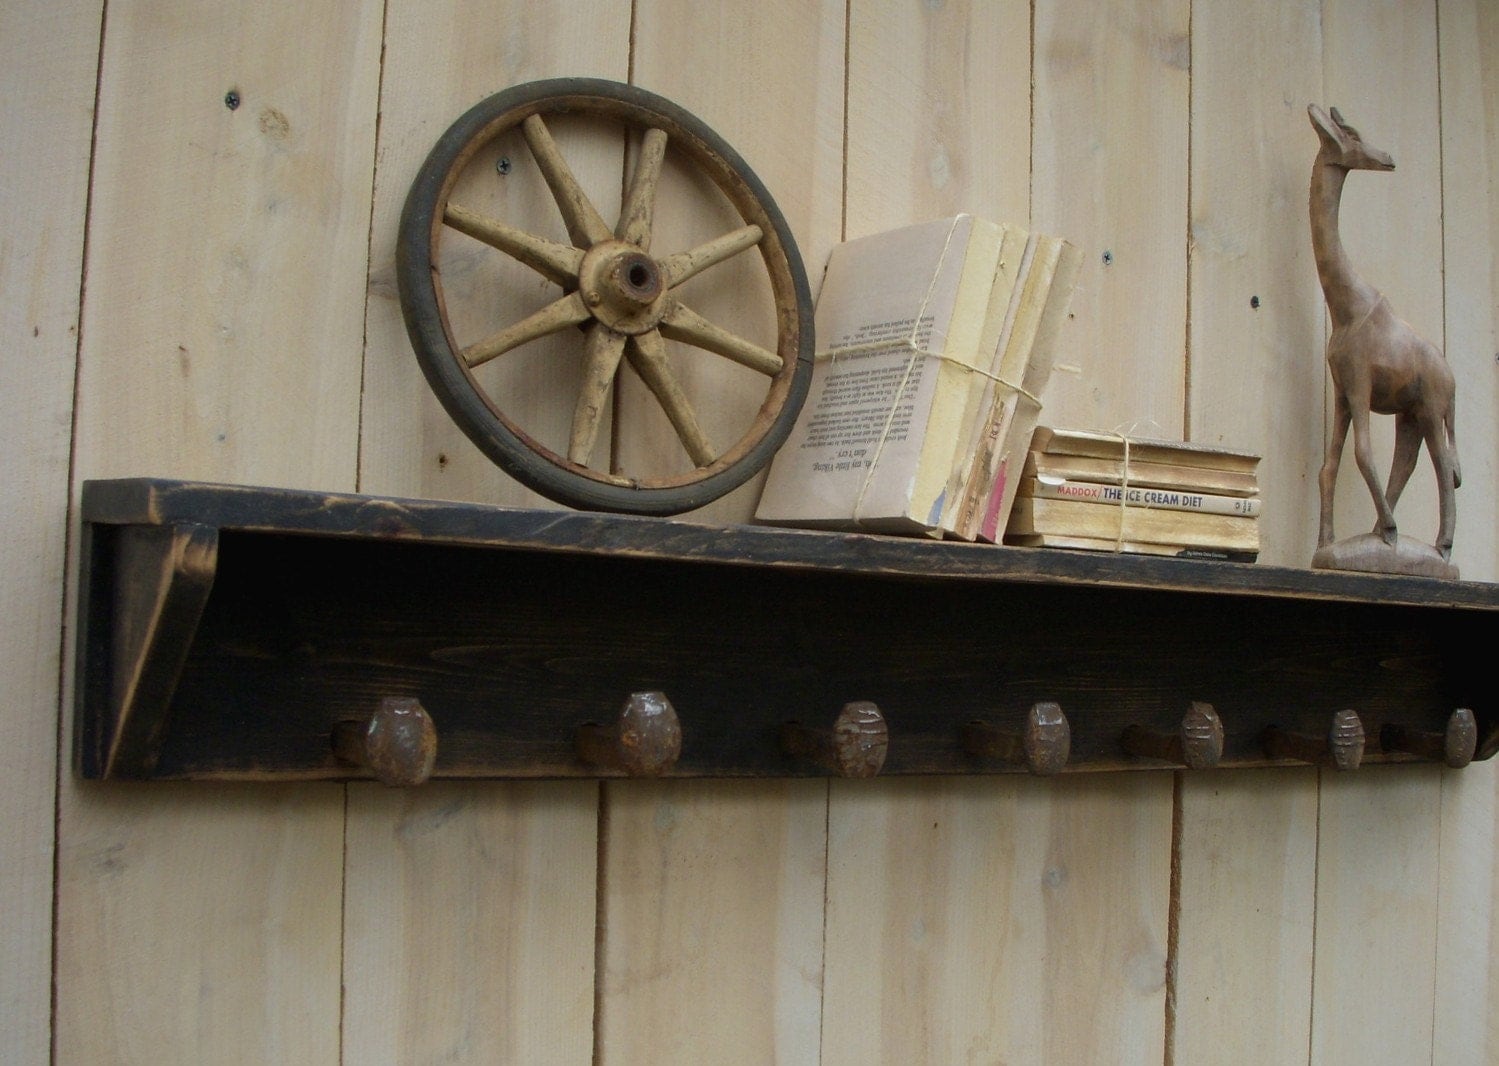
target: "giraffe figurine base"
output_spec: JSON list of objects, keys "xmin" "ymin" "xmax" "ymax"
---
[{"xmin": 1312, "ymin": 533, "xmax": 1459, "ymax": 580}]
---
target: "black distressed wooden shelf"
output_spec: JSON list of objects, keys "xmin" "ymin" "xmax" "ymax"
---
[{"xmin": 74, "ymin": 477, "xmax": 1499, "ymax": 783}]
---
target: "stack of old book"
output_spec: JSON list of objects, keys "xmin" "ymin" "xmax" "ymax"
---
[
  {"xmin": 1003, "ymin": 427, "xmax": 1262, "ymax": 561},
  {"xmin": 755, "ymin": 213, "xmax": 1082, "ymax": 539}
]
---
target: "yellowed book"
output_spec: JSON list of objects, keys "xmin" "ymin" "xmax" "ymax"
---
[
  {"xmin": 1029, "ymin": 426, "xmax": 1261, "ymax": 474},
  {"xmin": 902, "ymin": 215, "xmax": 1007, "ymax": 534},
  {"xmin": 934, "ymin": 224, "xmax": 1032, "ymax": 532},
  {"xmin": 755, "ymin": 214, "xmax": 1005, "ymax": 534},
  {"xmin": 1022, "ymin": 450, "xmax": 1261, "ymax": 497},
  {"xmin": 968, "ymin": 236, "xmax": 1083, "ymax": 542},
  {"xmin": 1004, "ymin": 493, "xmax": 1260, "ymax": 552},
  {"xmin": 1005, "ymin": 532, "xmax": 1258, "ymax": 562}
]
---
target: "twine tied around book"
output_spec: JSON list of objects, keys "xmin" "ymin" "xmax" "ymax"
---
[
  {"xmin": 1105, "ymin": 418, "xmax": 1167, "ymax": 552},
  {"xmin": 812, "ymin": 216, "xmax": 1041, "ymax": 523}
]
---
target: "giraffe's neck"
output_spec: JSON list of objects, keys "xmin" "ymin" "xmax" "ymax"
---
[{"xmin": 1309, "ymin": 159, "xmax": 1375, "ymax": 327}]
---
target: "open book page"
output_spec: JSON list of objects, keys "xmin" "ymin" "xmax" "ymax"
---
[{"xmin": 755, "ymin": 215, "xmax": 979, "ymax": 529}]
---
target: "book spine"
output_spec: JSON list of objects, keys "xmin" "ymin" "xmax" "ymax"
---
[
  {"xmin": 973, "ymin": 239, "xmax": 1083, "ymax": 542},
  {"xmin": 1023, "ymin": 476, "xmax": 1262, "ymax": 517},
  {"xmin": 1006, "ymin": 496, "xmax": 1260, "ymax": 551}
]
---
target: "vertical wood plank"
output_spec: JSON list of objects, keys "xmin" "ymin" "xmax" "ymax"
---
[
  {"xmin": 1433, "ymin": 2, "xmax": 1499, "ymax": 1062},
  {"xmin": 1434, "ymin": 0, "xmax": 1499, "ymax": 587},
  {"xmin": 596, "ymin": 782, "xmax": 829, "ymax": 1065},
  {"xmin": 613, "ymin": 0, "xmax": 846, "ymax": 527},
  {"xmin": 359, "ymin": 0, "xmax": 632, "ymax": 510},
  {"xmin": 593, "ymin": 5, "xmax": 845, "ymax": 1063},
  {"xmin": 342, "ymin": 784, "xmax": 599, "ymax": 1064},
  {"xmin": 1171, "ymin": 6, "xmax": 1324, "ymax": 1063},
  {"xmin": 1321, "ymin": 0, "xmax": 1447, "ymax": 550},
  {"xmin": 1310, "ymin": 7, "xmax": 1446, "ymax": 1065},
  {"xmin": 820, "ymin": 4, "xmax": 1173, "ymax": 1064},
  {"xmin": 1435, "ymin": 762, "xmax": 1499, "ymax": 1066},
  {"xmin": 0, "ymin": 1, "xmax": 102, "ymax": 1059},
  {"xmin": 1312, "ymin": 769, "xmax": 1444, "ymax": 1064},
  {"xmin": 844, "ymin": 0, "xmax": 1030, "ymax": 239},
  {"xmin": 823, "ymin": 779, "xmax": 1173, "ymax": 1064},
  {"xmin": 1032, "ymin": 0, "xmax": 1191, "ymax": 436},
  {"xmin": 1188, "ymin": 0, "xmax": 1326, "ymax": 568},
  {"xmin": 56, "ymin": 3, "xmax": 383, "ymax": 1061},
  {"xmin": 57, "ymin": 788, "xmax": 347, "ymax": 1064},
  {"xmin": 1171, "ymin": 771, "xmax": 1318, "ymax": 1064},
  {"xmin": 347, "ymin": 4, "xmax": 629, "ymax": 1062}
]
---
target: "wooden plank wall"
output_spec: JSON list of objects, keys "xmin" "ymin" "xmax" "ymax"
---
[{"xmin": 2, "ymin": 1, "xmax": 1495, "ymax": 1062}]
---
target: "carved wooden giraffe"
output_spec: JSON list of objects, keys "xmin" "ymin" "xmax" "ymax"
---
[{"xmin": 1308, "ymin": 103, "xmax": 1459, "ymax": 564}]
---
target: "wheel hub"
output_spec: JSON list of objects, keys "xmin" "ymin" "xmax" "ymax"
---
[{"xmin": 579, "ymin": 241, "xmax": 670, "ymax": 335}]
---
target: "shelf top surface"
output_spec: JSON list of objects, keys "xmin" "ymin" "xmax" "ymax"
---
[{"xmin": 80, "ymin": 477, "xmax": 1499, "ymax": 611}]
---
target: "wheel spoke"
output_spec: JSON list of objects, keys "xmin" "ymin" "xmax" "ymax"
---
[
  {"xmin": 658, "ymin": 301, "xmax": 783, "ymax": 375},
  {"xmin": 627, "ymin": 330, "xmax": 716, "ymax": 467},
  {"xmin": 569, "ymin": 324, "xmax": 628, "ymax": 465},
  {"xmin": 443, "ymin": 203, "xmax": 583, "ymax": 287},
  {"xmin": 660, "ymin": 224, "xmax": 763, "ymax": 288},
  {"xmin": 463, "ymin": 291, "xmax": 591, "ymax": 368},
  {"xmin": 617, "ymin": 127, "xmax": 668, "ymax": 248},
  {"xmin": 521, "ymin": 113, "xmax": 614, "ymax": 248}
]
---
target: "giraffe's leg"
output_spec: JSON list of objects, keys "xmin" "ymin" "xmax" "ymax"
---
[
  {"xmin": 1384, "ymin": 413, "xmax": 1421, "ymax": 514},
  {"xmin": 1349, "ymin": 403, "xmax": 1397, "ymax": 544},
  {"xmin": 1424, "ymin": 415, "xmax": 1458, "ymax": 560},
  {"xmin": 1318, "ymin": 396, "xmax": 1351, "ymax": 548}
]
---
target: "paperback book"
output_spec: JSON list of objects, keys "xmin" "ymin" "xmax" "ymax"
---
[{"xmin": 755, "ymin": 214, "xmax": 1079, "ymax": 538}]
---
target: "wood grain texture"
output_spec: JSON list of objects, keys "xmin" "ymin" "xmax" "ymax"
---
[
  {"xmin": 1321, "ymin": 0, "xmax": 1447, "ymax": 552},
  {"xmin": 595, "ymin": 782, "xmax": 828, "ymax": 1065},
  {"xmin": 1435, "ymin": 762, "xmax": 1499, "ymax": 1065},
  {"xmin": 617, "ymin": 0, "xmax": 845, "ymax": 527},
  {"xmin": 0, "ymin": 1, "xmax": 101, "ymax": 1057},
  {"xmin": 342, "ymin": 783, "xmax": 599, "ymax": 1064},
  {"xmin": 844, "ymin": 0, "xmax": 1030, "ymax": 239},
  {"xmin": 1188, "ymin": 0, "xmax": 1324, "ymax": 569},
  {"xmin": 595, "ymin": 5, "xmax": 844, "ymax": 1062},
  {"xmin": 1310, "ymin": 7, "xmax": 1447, "ymax": 1063},
  {"xmin": 1175, "ymin": 17, "xmax": 1326, "ymax": 1045},
  {"xmin": 55, "ymin": 784, "xmax": 345, "ymax": 1063},
  {"xmin": 821, "ymin": 778, "xmax": 1172, "ymax": 1064},
  {"xmin": 347, "ymin": 4, "xmax": 629, "ymax": 1061},
  {"xmin": 56, "ymin": 2, "xmax": 383, "ymax": 1060},
  {"xmin": 1435, "ymin": 0, "xmax": 1499, "ymax": 587},
  {"xmin": 1311, "ymin": 768, "xmax": 1443, "ymax": 1064},
  {"xmin": 1171, "ymin": 771, "xmax": 1317, "ymax": 1064},
  {"xmin": 1032, "ymin": 0, "xmax": 1190, "ymax": 435},
  {"xmin": 359, "ymin": 0, "xmax": 632, "ymax": 509},
  {"xmin": 1433, "ymin": 2, "xmax": 1499, "ymax": 1060}
]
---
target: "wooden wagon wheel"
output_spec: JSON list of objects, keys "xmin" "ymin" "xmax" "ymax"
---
[{"xmin": 397, "ymin": 78, "xmax": 813, "ymax": 515}]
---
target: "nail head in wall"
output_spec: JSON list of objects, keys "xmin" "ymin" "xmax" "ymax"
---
[
  {"xmin": 1250, "ymin": 295, "xmax": 1261, "ymax": 309},
  {"xmin": 1102, "ymin": 250, "xmax": 1114, "ymax": 266},
  {"xmin": 224, "ymin": 89, "xmax": 240, "ymax": 111},
  {"xmin": 496, "ymin": 156, "xmax": 512, "ymax": 175}
]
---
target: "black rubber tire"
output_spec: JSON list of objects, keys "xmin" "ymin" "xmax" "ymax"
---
[{"xmin": 397, "ymin": 77, "xmax": 813, "ymax": 516}]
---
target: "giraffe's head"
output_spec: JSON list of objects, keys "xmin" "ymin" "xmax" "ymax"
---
[{"xmin": 1309, "ymin": 104, "xmax": 1395, "ymax": 172}]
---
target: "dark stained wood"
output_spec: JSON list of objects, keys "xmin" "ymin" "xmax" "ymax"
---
[
  {"xmin": 72, "ymin": 478, "xmax": 1499, "ymax": 780},
  {"xmin": 1263, "ymin": 709, "xmax": 1366, "ymax": 771},
  {"xmin": 575, "ymin": 691, "xmax": 682, "ymax": 776},
  {"xmin": 1381, "ymin": 708, "xmax": 1477, "ymax": 769},
  {"xmin": 962, "ymin": 702, "xmax": 1070, "ymax": 775},
  {"xmin": 74, "ymin": 521, "xmax": 218, "ymax": 778},
  {"xmin": 1121, "ymin": 701, "xmax": 1224, "ymax": 769},
  {"xmin": 332, "ymin": 696, "xmax": 438, "ymax": 786},
  {"xmin": 782, "ymin": 701, "xmax": 888, "ymax": 778}
]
